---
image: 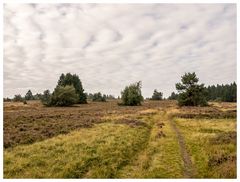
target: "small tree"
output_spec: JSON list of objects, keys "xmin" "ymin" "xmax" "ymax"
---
[
  {"xmin": 168, "ymin": 92, "xmax": 178, "ymax": 100},
  {"xmin": 151, "ymin": 89, "xmax": 163, "ymax": 100},
  {"xmin": 13, "ymin": 94, "xmax": 24, "ymax": 102},
  {"xmin": 25, "ymin": 90, "xmax": 34, "ymax": 100},
  {"xmin": 33, "ymin": 93, "xmax": 42, "ymax": 100},
  {"xmin": 51, "ymin": 85, "xmax": 79, "ymax": 106},
  {"xmin": 120, "ymin": 81, "xmax": 143, "ymax": 106},
  {"xmin": 176, "ymin": 72, "xmax": 207, "ymax": 106},
  {"xmin": 3, "ymin": 98, "xmax": 11, "ymax": 102},
  {"xmin": 92, "ymin": 92, "xmax": 106, "ymax": 102},
  {"xmin": 40, "ymin": 90, "xmax": 52, "ymax": 106}
]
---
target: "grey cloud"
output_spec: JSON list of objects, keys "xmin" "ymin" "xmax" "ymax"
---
[{"xmin": 4, "ymin": 4, "xmax": 236, "ymax": 98}]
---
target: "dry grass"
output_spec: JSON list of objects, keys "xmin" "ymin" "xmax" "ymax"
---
[
  {"xmin": 3, "ymin": 100, "xmax": 236, "ymax": 178},
  {"xmin": 174, "ymin": 117, "xmax": 236, "ymax": 178}
]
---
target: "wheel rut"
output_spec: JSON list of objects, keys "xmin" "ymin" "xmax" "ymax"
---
[{"xmin": 168, "ymin": 117, "xmax": 197, "ymax": 178}]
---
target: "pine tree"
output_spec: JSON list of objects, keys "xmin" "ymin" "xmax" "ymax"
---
[
  {"xmin": 25, "ymin": 90, "xmax": 34, "ymax": 100},
  {"xmin": 176, "ymin": 72, "xmax": 207, "ymax": 106}
]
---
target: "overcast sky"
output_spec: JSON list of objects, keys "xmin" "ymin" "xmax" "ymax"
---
[{"xmin": 4, "ymin": 4, "xmax": 236, "ymax": 98}]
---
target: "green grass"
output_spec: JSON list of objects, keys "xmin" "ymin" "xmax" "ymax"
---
[
  {"xmin": 4, "ymin": 112, "xmax": 185, "ymax": 178},
  {"xmin": 118, "ymin": 112, "xmax": 184, "ymax": 178},
  {"xmin": 174, "ymin": 118, "xmax": 236, "ymax": 178},
  {"xmin": 4, "ymin": 101, "xmax": 237, "ymax": 178},
  {"xmin": 4, "ymin": 122, "xmax": 150, "ymax": 178}
]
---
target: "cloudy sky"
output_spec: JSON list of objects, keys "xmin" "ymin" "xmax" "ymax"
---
[{"xmin": 4, "ymin": 4, "xmax": 236, "ymax": 98}]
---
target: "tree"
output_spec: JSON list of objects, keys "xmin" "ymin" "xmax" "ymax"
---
[
  {"xmin": 176, "ymin": 72, "xmax": 207, "ymax": 106},
  {"xmin": 25, "ymin": 90, "xmax": 34, "ymax": 100},
  {"xmin": 168, "ymin": 92, "xmax": 178, "ymax": 100},
  {"xmin": 86, "ymin": 93, "xmax": 94, "ymax": 100},
  {"xmin": 106, "ymin": 95, "xmax": 115, "ymax": 100},
  {"xmin": 3, "ymin": 98, "xmax": 11, "ymax": 102},
  {"xmin": 33, "ymin": 93, "xmax": 42, "ymax": 100},
  {"xmin": 57, "ymin": 73, "xmax": 87, "ymax": 104},
  {"xmin": 151, "ymin": 89, "xmax": 163, "ymax": 100},
  {"xmin": 92, "ymin": 92, "xmax": 106, "ymax": 102},
  {"xmin": 206, "ymin": 82, "xmax": 237, "ymax": 102},
  {"xmin": 120, "ymin": 81, "xmax": 143, "ymax": 106},
  {"xmin": 51, "ymin": 85, "xmax": 79, "ymax": 106},
  {"xmin": 40, "ymin": 90, "xmax": 52, "ymax": 106},
  {"xmin": 13, "ymin": 94, "xmax": 24, "ymax": 102}
]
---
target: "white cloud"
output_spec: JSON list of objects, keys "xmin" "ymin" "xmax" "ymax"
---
[{"xmin": 4, "ymin": 4, "xmax": 236, "ymax": 98}]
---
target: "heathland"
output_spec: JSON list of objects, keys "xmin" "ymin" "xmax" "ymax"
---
[{"xmin": 4, "ymin": 100, "xmax": 236, "ymax": 178}]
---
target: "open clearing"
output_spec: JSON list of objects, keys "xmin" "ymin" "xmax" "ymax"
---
[{"xmin": 4, "ymin": 100, "xmax": 236, "ymax": 178}]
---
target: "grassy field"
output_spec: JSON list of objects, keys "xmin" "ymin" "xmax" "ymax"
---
[{"xmin": 3, "ymin": 100, "xmax": 236, "ymax": 178}]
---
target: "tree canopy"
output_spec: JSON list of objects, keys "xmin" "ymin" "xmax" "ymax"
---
[
  {"xmin": 57, "ymin": 73, "xmax": 87, "ymax": 104},
  {"xmin": 206, "ymin": 82, "xmax": 236, "ymax": 102},
  {"xmin": 120, "ymin": 81, "xmax": 143, "ymax": 106},
  {"xmin": 51, "ymin": 85, "xmax": 79, "ymax": 106},
  {"xmin": 168, "ymin": 92, "xmax": 178, "ymax": 100},
  {"xmin": 151, "ymin": 89, "xmax": 163, "ymax": 100},
  {"xmin": 92, "ymin": 92, "xmax": 107, "ymax": 102},
  {"xmin": 40, "ymin": 90, "xmax": 52, "ymax": 106},
  {"xmin": 25, "ymin": 90, "xmax": 34, "ymax": 100},
  {"xmin": 176, "ymin": 72, "xmax": 207, "ymax": 106}
]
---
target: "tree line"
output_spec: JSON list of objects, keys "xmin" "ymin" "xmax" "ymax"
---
[{"xmin": 4, "ymin": 72, "xmax": 237, "ymax": 107}]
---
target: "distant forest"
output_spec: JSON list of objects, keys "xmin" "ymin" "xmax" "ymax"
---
[
  {"xmin": 4, "ymin": 82, "xmax": 237, "ymax": 103},
  {"xmin": 206, "ymin": 82, "xmax": 237, "ymax": 102},
  {"xmin": 169, "ymin": 82, "xmax": 237, "ymax": 102}
]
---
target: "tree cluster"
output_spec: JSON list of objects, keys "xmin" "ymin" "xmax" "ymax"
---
[
  {"xmin": 92, "ymin": 92, "xmax": 107, "ymax": 102},
  {"xmin": 206, "ymin": 82, "xmax": 236, "ymax": 102},
  {"xmin": 57, "ymin": 73, "xmax": 87, "ymax": 104},
  {"xmin": 13, "ymin": 94, "xmax": 24, "ymax": 102},
  {"xmin": 168, "ymin": 92, "xmax": 178, "ymax": 100},
  {"xmin": 8, "ymin": 72, "xmax": 236, "ymax": 107},
  {"xmin": 40, "ymin": 73, "xmax": 87, "ymax": 106},
  {"xmin": 150, "ymin": 89, "xmax": 163, "ymax": 100},
  {"xmin": 86, "ymin": 93, "xmax": 115, "ymax": 101}
]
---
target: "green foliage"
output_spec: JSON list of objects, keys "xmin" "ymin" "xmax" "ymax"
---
[
  {"xmin": 92, "ymin": 92, "xmax": 106, "ymax": 102},
  {"xmin": 51, "ymin": 85, "xmax": 79, "ymax": 106},
  {"xmin": 176, "ymin": 72, "xmax": 207, "ymax": 106},
  {"xmin": 40, "ymin": 90, "xmax": 52, "ymax": 106},
  {"xmin": 151, "ymin": 89, "xmax": 163, "ymax": 100},
  {"xmin": 87, "ymin": 93, "xmax": 115, "ymax": 100},
  {"xmin": 25, "ymin": 90, "xmax": 34, "ymax": 100},
  {"xmin": 57, "ymin": 73, "xmax": 87, "ymax": 104},
  {"xmin": 168, "ymin": 92, "xmax": 178, "ymax": 100},
  {"xmin": 121, "ymin": 81, "xmax": 143, "ymax": 106},
  {"xmin": 3, "ymin": 98, "xmax": 11, "ymax": 102},
  {"xmin": 33, "ymin": 93, "xmax": 42, "ymax": 100},
  {"xmin": 13, "ymin": 94, "xmax": 24, "ymax": 102},
  {"xmin": 206, "ymin": 82, "xmax": 237, "ymax": 102}
]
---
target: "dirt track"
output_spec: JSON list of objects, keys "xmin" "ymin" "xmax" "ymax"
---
[{"xmin": 168, "ymin": 117, "xmax": 197, "ymax": 178}]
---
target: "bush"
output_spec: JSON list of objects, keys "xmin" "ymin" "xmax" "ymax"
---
[
  {"xmin": 92, "ymin": 92, "xmax": 106, "ymax": 102},
  {"xmin": 40, "ymin": 90, "xmax": 52, "ymax": 106},
  {"xmin": 151, "ymin": 89, "xmax": 163, "ymax": 100},
  {"xmin": 3, "ymin": 98, "xmax": 11, "ymax": 102},
  {"xmin": 13, "ymin": 94, "xmax": 24, "ymax": 102},
  {"xmin": 51, "ymin": 85, "xmax": 79, "ymax": 106},
  {"xmin": 120, "ymin": 81, "xmax": 143, "ymax": 106}
]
